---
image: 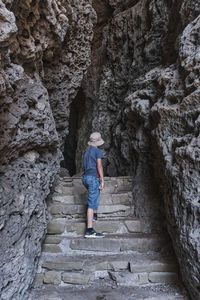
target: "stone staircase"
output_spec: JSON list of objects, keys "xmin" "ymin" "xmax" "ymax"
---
[{"xmin": 29, "ymin": 176, "xmax": 188, "ymax": 300}]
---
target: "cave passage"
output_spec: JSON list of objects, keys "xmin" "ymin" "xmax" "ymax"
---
[{"xmin": 62, "ymin": 89, "xmax": 86, "ymax": 176}]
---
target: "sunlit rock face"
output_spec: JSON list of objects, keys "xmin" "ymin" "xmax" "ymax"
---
[
  {"xmin": 0, "ymin": 0, "xmax": 95, "ymax": 299},
  {"xmin": 73, "ymin": 1, "xmax": 200, "ymax": 299}
]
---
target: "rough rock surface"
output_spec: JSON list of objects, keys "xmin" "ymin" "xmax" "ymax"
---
[
  {"xmin": 0, "ymin": 0, "xmax": 95, "ymax": 299},
  {"xmin": 0, "ymin": 0, "xmax": 200, "ymax": 299},
  {"xmin": 73, "ymin": 1, "xmax": 200, "ymax": 299}
]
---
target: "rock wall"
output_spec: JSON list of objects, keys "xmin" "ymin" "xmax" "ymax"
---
[
  {"xmin": 0, "ymin": 0, "xmax": 199, "ymax": 299},
  {"xmin": 0, "ymin": 0, "xmax": 95, "ymax": 299},
  {"xmin": 75, "ymin": 0, "xmax": 200, "ymax": 299}
]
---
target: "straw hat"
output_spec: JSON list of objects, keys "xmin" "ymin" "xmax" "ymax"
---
[{"xmin": 88, "ymin": 132, "xmax": 104, "ymax": 147}]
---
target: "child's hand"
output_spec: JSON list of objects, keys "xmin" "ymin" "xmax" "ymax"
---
[{"xmin": 99, "ymin": 182, "xmax": 104, "ymax": 191}]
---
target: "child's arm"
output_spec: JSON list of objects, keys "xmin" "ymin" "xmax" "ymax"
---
[{"xmin": 97, "ymin": 158, "xmax": 104, "ymax": 190}]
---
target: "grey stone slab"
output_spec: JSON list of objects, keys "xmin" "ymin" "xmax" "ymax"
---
[
  {"xmin": 54, "ymin": 186, "xmax": 74, "ymax": 195},
  {"xmin": 109, "ymin": 271, "xmax": 149, "ymax": 286},
  {"xmin": 120, "ymin": 237, "xmax": 166, "ymax": 252},
  {"xmin": 70, "ymin": 238, "xmax": 120, "ymax": 252},
  {"xmin": 66, "ymin": 222, "xmax": 86, "ymax": 234},
  {"xmin": 33, "ymin": 273, "xmax": 44, "ymax": 286},
  {"xmin": 62, "ymin": 272, "xmax": 93, "ymax": 285},
  {"xmin": 43, "ymin": 261, "xmax": 84, "ymax": 271},
  {"xmin": 29, "ymin": 284, "xmax": 188, "ymax": 300},
  {"xmin": 108, "ymin": 260, "xmax": 129, "ymax": 271},
  {"xmin": 98, "ymin": 212, "xmax": 132, "ymax": 218},
  {"xmin": 99, "ymin": 194, "xmax": 113, "ymax": 205},
  {"xmin": 148, "ymin": 272, "xmax": 179, "ymax": 284},
  {"xmin": 83, "ymin": 261, "xmax": 107, "ymax": 272},
  {"xmin": 43, "ymin": 271, "xmax": 61, "ymax": 285},
  {"xmin": 52, "ymin": 195, "xmax": 75, "ymax": 204},
  {"xmin": 130, "ymin": 261, "xmax": 177, "ymax": 273},
  {"xmin": 68, "ymin": 178, "xmax": 132, "ymax": 195},
  {"xmin": 52, "ymin": 193, "xmax": 88, "ymax": 205},
  {"xmin": 47, "ymin": 220, "xmax": 65, "ymax": 234},
  {"xmin": 94, "ymin": 221, "xmax": 121, "ymax": 233},
  {"xmin": 49, "ymin": 203, "xmax": 132, "ymax": 218},
  {"xmin": 91, "ymin": 261, "xmax": 111, "ymax": 272},
  {"xmin": 62, "ymin": 182, "xmax": 73, "ymax": 187},
  {"xmin": 124, "ymin": 220, "xmax": 143, "ymax": 233},
  {"xmin": 72, "ymin": 182, "xmax": 87, "ymax": 195},
  {"xmin": 42, "ymin": 254, "xmax": 133, "ymax": 273},
  {"xmin": 62, "ymin": 177, "xmax": 73, "ymax": 182},
  {"xmin": 65, "ymin": 219, "xmax": 141, "ymax": 235},
  {"xmin": 44, "ymin": 236, "xmax": 62, "ymax": 244},
  {"xmin": 69, "ymin": 236, "xmax": 167, "ymax": 253},
  {"xmin": 74, "ymin": 193, "xmax": 88, "ymax": 204},
  {"xmin": 101, "ymin": 187, "xmax": 119, "ymax": 194},
  {"xmin": 111, "ymin": 193, "xmax": 130, "ymax": 205},
  {"xmin": 83, "ymin": 259, "xmax": 129, "ymax": 272},
  {"xmin": 98, "ymin": 205, "xmax": 130, "ymax": 214},
  {"xmin": 42, "ymin": 244, "xmax": 62, "ymax": 253},
  {"xmin": 49, "ymin": 204, "xmax": 86, "ymax": 216}
]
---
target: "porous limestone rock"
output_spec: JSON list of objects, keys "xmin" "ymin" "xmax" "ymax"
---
[
  {"xmin": 0, "ymin": 0, "xmax": 95, "ymax": 299},
  {"xmin": 73, "ymin": 1, "xmax": 200, "ymax": 299}
]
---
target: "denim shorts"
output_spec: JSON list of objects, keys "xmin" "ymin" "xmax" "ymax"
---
[{"xmin": 82, "ymin": 175, "xmax": 100, "ymax": 210}]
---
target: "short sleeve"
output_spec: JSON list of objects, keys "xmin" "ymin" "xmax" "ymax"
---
[{"xmin": 96, "ymin": 148, "xmax": 104, "ymax": 160}]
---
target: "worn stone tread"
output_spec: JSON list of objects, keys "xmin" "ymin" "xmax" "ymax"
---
[
  {"xmin": 40, "ymin": 253, "xmax": 178, "ymax": 273},
  {"xmin": 48, "ymin": 203, "xmax": 132, "ymax": 210},
  {"xmin": 29, "ymin": 284, "xmax": 189, "ymax": 300},
  {"xmin": 45, "ymin": 232, "xmax": 169, "ymax": 240},
  {"xmin": 108, "ymin": 269, "xmax": 179, "ymax": 286},
  {"xmin": 51, "ymin": 192, "xmax": 132, "ymax": 205},
  {"xmin": 48, "ymin": 203, "xmax": 133, "ymax": 217},
  {"xmin": 42, "ymin": 233, "xmax": 170, "ymax": 254},
  {"xmin": 68, "ymin": 233, "xmax": 170, "ymax": 253},
  {"xmin": 51, "ymin": 216, "xmax": 140, "ymax": 222},
  {"xmin": 55, "ymin": 177, "xmax": 133, "ymax": 196},
  {"xmin": 46, "ymin": 218, "xmax": 144, "ymax": 235}
]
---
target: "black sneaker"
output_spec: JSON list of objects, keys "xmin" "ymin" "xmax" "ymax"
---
[
  {"xmin": 93, "ymin": 213, "xmax": 98, "ymax": 222},
  {"xmin": 84, "ymin": 229, "xmax": 104, "ymax": 238}
]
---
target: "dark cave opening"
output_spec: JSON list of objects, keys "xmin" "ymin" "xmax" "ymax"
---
[{"xmin": 61, "ymin": 89, "xmax": 86, "ymax": 176}]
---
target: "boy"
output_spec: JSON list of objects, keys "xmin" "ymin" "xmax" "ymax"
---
[{"xmin": 82, "ymin": 132, "xmax": 105, "ymax": 238}]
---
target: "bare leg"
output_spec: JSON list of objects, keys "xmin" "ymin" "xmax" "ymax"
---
[{"xmin": 87, "ymin": 208, "xmax": 94, "ymax": 228}]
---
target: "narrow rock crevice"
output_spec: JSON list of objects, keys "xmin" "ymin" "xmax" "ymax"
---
[{"xmin": 62, "ymin": 88, "xmax": 87, "ymax": 176}]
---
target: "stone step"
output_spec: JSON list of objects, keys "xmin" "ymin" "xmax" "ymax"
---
[
  {"xmin": 62, "ymin": 177, "xmax": 73, "ymax": 182},
  {"xmin": 48, "ymin": 203, "xmax": 134, "ymax": 219},
  {"xmin": 69, "ymin": 234, "xmax": 169, "ymax": 254},
  {"xmin": 36, "ymin": 270, "xmax": 179, "ymax": 286},
  {"xmin": 54, "ymin": 176, "xmax": 132, "ymax": 196},
  {"xmin": 40, "ymin": 253, "xmax": 178, "ymax": 274},
  {"xmin": 51, "ymin": 191, "xmax": 132, "ymax": 206},
  {"xmin": 71, "ymin": 176, "xmax": 133, "ymax": 186},
  {"xmin": 54, "ymin": 185, "xmax": 74, "ymax": 195},
  {"xmin": 42, "ymin": 233, "xmax": 170, "ymax": 254},
  {"xmin": 54, "ymin": 186, "xmax": 132, "ymax": 196},
  {"xmin": 46, "ymin": 218, "xmax": 144, "ymax": 236},
  {"xmin": 108, "ymin": 270, "xmax": 179, "ymax": 286},
  {"xmin": 35, "ymin": 253, "xmax": 179, "ymax": 287},
  {"xmin": 29, "ymin": 284, "xmax": 189, "ymax": 300},
  {"xmin": 31, "ymin": 175, "xmax": 188, "ymax": 299}
]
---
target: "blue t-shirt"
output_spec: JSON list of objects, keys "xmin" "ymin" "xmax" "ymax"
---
[{"xmin": 83, "ymin": 147, "xmax": 104, "ymax": 177}]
